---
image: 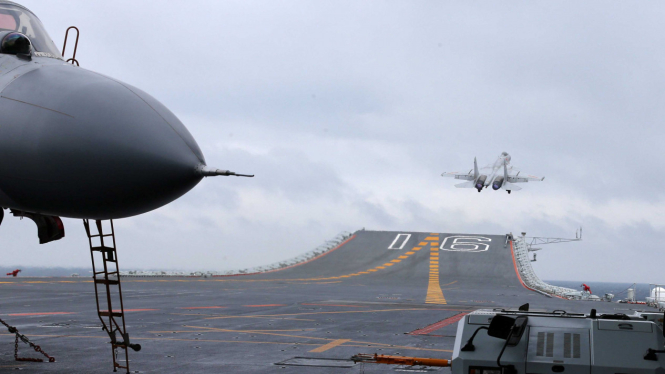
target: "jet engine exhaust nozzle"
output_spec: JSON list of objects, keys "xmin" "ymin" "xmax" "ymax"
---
[
  {"xmin": 492, "ymin": 177, "xmax": 504, "ymax": 190},
  {"xmin": 475, "ymin": 175, "xmax": 487, "ymax": 192}
]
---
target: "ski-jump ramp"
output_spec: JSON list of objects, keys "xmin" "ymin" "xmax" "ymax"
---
[{"xmin": 240, "ymin": 230, "xmax": 563, "ymax": 310}]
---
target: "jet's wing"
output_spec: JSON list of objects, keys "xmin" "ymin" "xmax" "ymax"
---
[
  {"xmin": 454, "ymin": 181, "xmax": 476, "ymax": 188},
  {"xmin": 507, "ymin": 174, "xmax": 544, "ymax": 183},
  {"xmin": 441, "ymin": 171, "xmax": 474, "ymax": 181},
  {"xmin": 505, "ymin": 166, "xmax": 544, "ymax": 183}
]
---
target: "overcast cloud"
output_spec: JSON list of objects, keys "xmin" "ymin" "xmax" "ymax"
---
[{"xmin": 3, "ymin": 1, "xmax": 664, "ymax": 283}]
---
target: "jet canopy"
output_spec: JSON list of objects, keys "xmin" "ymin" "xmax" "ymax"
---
[{"xmin": 0, "ymin": 2, "xmax": 61, "ymax": 59}]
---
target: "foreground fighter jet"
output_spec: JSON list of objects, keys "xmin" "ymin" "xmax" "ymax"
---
[
  {"xmin": 0, "ymin": 2, "xmax": 251, "ymax": 223},
  {"xmin": 441, "ymin": 152, "xmax": 543, "ymax": 194},
  {"xmin": 0, "ymin": 1, "xmax": 251, "ymax": 371}
]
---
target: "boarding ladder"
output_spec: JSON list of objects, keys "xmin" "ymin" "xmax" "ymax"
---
[{"xmin": 84, "ymin": 219, "xmax": 140, "ymax": 373}]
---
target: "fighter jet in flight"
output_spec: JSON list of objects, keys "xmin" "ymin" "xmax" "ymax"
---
[
  {"xmin": 0, "ymin": 1, "xmax": 251, "ymax": 371},
  {"xmin": 441, "ymin": 152, "xmax": 544, "ymax": 194}
]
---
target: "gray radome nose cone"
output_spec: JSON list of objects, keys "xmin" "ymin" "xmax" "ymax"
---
[{"xmin": 0, "ymin": 64, "xmax": 205, "ymax": 219}]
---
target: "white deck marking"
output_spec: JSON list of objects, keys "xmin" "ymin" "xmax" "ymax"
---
[
  {"xmin": 440, "ymin": 236, "xmax": 491, "ymax": 252},
  {"xmin": 388, "ymin": 234, "xmax": 411, "ymax": 250}
]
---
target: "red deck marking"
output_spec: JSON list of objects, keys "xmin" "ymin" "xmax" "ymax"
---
[
  {"xmin": 409, "ymin": 312, "xmax": 469, "ymax": 335},
  {"xmin": 178, "ymin": 306, "xmax": 227, "ymax": 309},
  {"xmin": 301, "ymin": 303, "xmax": 368, "ymax": 308},
  {"xmin": 510, "ymin": 241, "xmax": 532, "ymax": 292},
  {"xmin": 243, "ymin": 304, "xmax": 286, "ymax": 307},
  {"xmin": 8, "ymin": 312, "xmax": 75, "ymax": 316}
]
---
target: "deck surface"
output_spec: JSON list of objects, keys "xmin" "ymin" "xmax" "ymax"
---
[{"xmin": 0, "ymin": 230, "xmax": 651, "ymax": 373}]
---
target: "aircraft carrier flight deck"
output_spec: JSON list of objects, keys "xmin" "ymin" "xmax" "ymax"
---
[{"xmin": 0, "ymin": 230, "xmax": 655, "ymax": 373}]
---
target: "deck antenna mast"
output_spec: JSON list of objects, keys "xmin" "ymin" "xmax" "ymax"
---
[
  {"xmin": 522, "ymin": 227, "xmax": 582, "ymax": 252},
  {"xmin": 520, "ymin": 227, "xmax": 582, "ymax": 261}
]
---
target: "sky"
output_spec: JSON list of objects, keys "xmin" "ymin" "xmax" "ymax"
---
[{"xmin": 2, "ymin": 1, "xmax": 664, "ymax": 283}]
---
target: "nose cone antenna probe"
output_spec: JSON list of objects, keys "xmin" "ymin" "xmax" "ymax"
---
[{"xmin": 197, "ymin": 165, "xmax": 254, "ymax": 178}]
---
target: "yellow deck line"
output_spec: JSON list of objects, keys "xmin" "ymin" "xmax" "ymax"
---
[
  {"xmin": 309, "ymin": 339, "xmax": 351, "ymax": 352},
  {"xmin": 425, "ymin": 247, "xmax": 446, "ymax": 305}
]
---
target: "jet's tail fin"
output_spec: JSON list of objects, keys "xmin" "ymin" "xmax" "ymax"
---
[
  {"xmin": 473, "ymin": 157, "xmax": 479, "ymax": 179},
  {"xmin": 455, "ymin": 181, "xmax": 476, "ymax": 188}
]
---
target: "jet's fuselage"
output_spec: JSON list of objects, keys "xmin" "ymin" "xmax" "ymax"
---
[
  {"xmin": 480, "ymin": 154, "xmax": 511, "ymax": 187},
  {"xmin": 0, "ymin": 52, "xmax": 205, "ymax": 219}
]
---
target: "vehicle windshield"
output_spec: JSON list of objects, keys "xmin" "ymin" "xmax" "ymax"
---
[{"xmin": 0, "ymin": 2, "xmax": 61, "ymax": 59}]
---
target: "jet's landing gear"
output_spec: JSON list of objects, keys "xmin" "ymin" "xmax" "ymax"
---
[
  {"xmin": 507, "ymin": 190, "xmax": 511, "ymax": 194},
  {"xmin": 84, "ymin": 219, "xmax": 140, "ymax": 373}
]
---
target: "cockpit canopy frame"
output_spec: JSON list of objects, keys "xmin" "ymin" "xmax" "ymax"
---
[{"xmin": 0, "ymin": 1, "xmax": 62, "ymax": 59}]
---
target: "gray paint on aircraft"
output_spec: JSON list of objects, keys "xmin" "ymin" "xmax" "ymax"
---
[{"xmin": 0, "ymin": 60, "xmax": 205, "ymax": 218}]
